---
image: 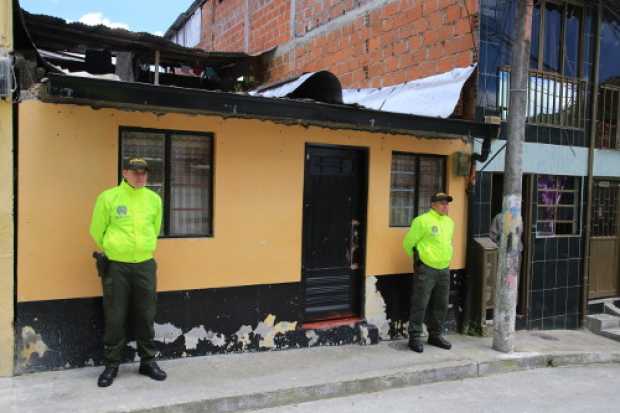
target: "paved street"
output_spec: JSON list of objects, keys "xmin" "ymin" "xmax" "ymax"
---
[{"xmin": 253, "ymin": 364, "xmax": 620, "ymax": 413}]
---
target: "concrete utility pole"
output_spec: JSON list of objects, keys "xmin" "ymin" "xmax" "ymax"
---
[{"xmin": 493, "ymin": 0, "xmax": 533, "ymax": 353}]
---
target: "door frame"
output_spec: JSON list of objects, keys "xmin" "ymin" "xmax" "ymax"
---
[{"xmin": 300, "ymin": 143, "xmax": 369, "ymax": 323}]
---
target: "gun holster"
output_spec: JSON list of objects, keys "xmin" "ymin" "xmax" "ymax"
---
[
  {"xmin": 92, "ymin": 251, "xmax": 109, "ymax": 278},
  {"xmin": 413, "ymin": 249, "xmax": 422, "ymax": 273}
]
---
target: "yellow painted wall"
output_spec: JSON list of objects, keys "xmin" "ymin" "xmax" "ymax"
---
[
  {"xmin": 0, "ymin": 0, "xmax": 14, "ymax": 377},
  {"xmin": 18, "ymin": 100, "xmax": 470, "ymax": 302}
]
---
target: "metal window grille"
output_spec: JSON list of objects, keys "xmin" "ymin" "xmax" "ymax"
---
[
  {"xmin": 120, "ymin": 128, "xmax": 213, "ymax": 237},
  {"xmin": 536, "ymin": 175, "xmax": 579, "ymax": 236},
  {"xmin": 596, "ymin": 85, "xmax": 620, "ymax": 149},
  {"xmin": 498, "ymin": 68, "xmax": 587, "ymax": 129},
  {"xmin": 591, "ymin": 180, "xmax": 620, "ymax": 237},
  {"xmin": 389, "ymin": 153, "xmax": 445, "ymax": 227}
]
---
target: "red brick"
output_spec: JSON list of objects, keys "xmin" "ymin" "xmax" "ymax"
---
[
  {"xmin": 429, "ymin": 11, "xmax": 444, "ymax": 28},
  {"xmin": 429, "ymin": 43, "xmax": 445, "ymax": 60},
  {"xmin": 438, "ymin": 0, "xmax": 457, "ymax": 8},
  {"xmin": 422, "ymin": 0, "xmax": 439, "ymax": 17},
  {"xmin": 445, "ymin": 35, "xmax": 475, "ymax": 55},
  {"xmin": 423, "ymin": 30, "xmax": 439, "ymax": 46},
  {"xmin": 437, "ymin": 55, "xmax": 458, "ymax": 73},
  {"xmin": 455, "ymin": 50, "xmax": 474, "ymax": 67},
  {"xmin": 446, "ymin": 4, "xmax": 462, "ymax": 23},
  {"xmin": 385, "ymin": 55, "xmax": 399, "ymax": 72},
  {"xmin": 383, "ymin": 1, "xmax": 400, "ymax": 17},
  {"xmin": 394, "ymin": 39, "xmax": 408, "ymax": 55}
]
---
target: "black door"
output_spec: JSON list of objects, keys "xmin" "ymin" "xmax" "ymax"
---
[{"xmin": 301, "ymin": 145, "xmax": 367, "ymax": 322}]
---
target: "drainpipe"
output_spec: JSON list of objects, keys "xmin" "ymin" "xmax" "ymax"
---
[{"xmin": 582, "ymin": 3, "xmax": 602, "ymax": 323}]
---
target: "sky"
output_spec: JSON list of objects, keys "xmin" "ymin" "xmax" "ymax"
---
[{"xmin": 20, "ymin": 0, "xmax": 196, "ymax": 36}]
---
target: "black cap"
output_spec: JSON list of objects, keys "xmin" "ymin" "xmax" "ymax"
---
[
  {"xmin": 124, "ymin": 157, "xmax": 149, "ymax": 172},
  {"xmin": 431, "ymin": 192, "xmax": 453, "ymax": 203}
]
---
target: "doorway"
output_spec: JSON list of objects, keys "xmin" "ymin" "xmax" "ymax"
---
[
  {"xmin": 301, "ymin": 145, "xmax": 368, "ymax": 322},
  {"xmin": 588, "ymin": 179, "xmax": 620, "ymax": 299}
]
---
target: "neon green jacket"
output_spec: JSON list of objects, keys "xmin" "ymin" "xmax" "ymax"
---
[
  {"xmin": 90, "ymin": 180, "xmax": 162, "ymax": 263},
  {"xmin": 402, "ymin": 209, "xmax": 454, "ymax": 270}
]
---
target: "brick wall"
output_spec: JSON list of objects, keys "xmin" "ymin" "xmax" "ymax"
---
[
  {"xmin": 198, "ymin": 0, "xmax": 247, "ymax": 52},
  {"xmin": 249, "ymin": 0, "xmax": 292, "ymax": 53},
  {"xmin": 277, "ymin": 0, "xmax": 479, "ymax": 87},
  {"xmin": 194, "ymin": 0, "xmax": 479, "ymax": 88},
  {"xmin": 197, "ymin": 0, "xmax": 291, "ymax": 54},
  {"xmin": 294, "ymin": 0, "xmax": 376, "ymax": 36}
]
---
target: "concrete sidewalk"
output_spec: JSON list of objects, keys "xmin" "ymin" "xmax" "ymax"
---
[{"xmin": 1, "ymin": 330, "xmax": 619, "ymax": 413}]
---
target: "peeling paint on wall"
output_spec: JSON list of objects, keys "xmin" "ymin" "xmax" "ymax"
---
[
  {"xmin": 364, "ymin": 276, "xmax": 390, "ymax": 338},
  {"xmin": 154, "ymin": 322, "xmax": 183, "ymax": 344},
  {"xmin": 305, "ymin": 330, "xmax": 319, "ymax": 346},
  {"xmin": 184, "ymin": 326, "xmax": 208, "ymax": 350},
  {"xmin": 255, "ymin": 314, "xmax": 297, "ymax": 348},
  {"xmin": 234, "ymin": 325, "xmax": 254, "ymax": 348},
  {"xmin": 19, "ymin": 326, "xmax": 48, "ymax": 365},
  {"xmin": 15, "ymin": 283, "xmax": 381, "ymax": 373},
  {"xmin": 204, "ymin": 329, "xmax": 226, "ymax": 348}
]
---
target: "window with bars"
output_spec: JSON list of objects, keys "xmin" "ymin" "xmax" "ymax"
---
[
  {"xmin": 536, "ymin": 175, "xmax": 580, "ymax": 237},
  {"xmin": 498, "ymin": 1, "xmax": 588, "ymax": 130},
  {"xmin": 120, "ymin": 128, "xmax": 214, "ymax": 237},
  {"xmin": 389, "ymin": 153, "xmax": 445, "ymax": 227}
]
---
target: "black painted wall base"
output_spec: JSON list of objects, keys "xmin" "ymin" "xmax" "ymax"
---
[
  {"xmin": 373, "ymin": 270, "xmax": 465, "ymax": 339},
  {"xmin": 15, "ymin": 283, "xmax": 379, "ymax": 375}
]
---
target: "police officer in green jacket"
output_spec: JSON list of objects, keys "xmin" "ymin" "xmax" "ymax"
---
[
  {"xmin": 90, "ymin": 158, "xmax": 167, "ymax": 387},
  {"xmin": 403, "ymin": 192, "xmax": 455, "ymax": 353}
]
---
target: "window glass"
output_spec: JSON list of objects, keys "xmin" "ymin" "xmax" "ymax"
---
[
  {"xmin": 120, "ymin": 129, "xmax": 213, "ymax": 237},
  {"xmin": 390, "ymin": 154, "xmax": 417, "ymax": 227},
  {"xmin": 543, "ymin": 2, "xmax": 562, "ymax": 73},
  {"xmin": 390, "ymin": 153, "xmax": 445, "ymax": 227},
  {"xmin": 564, "ymin": 6, "xmax": 581, "ymax": 78},
  {"xmin": 169, "ymin": 134, "xmax": 212, "ymax": 236}
]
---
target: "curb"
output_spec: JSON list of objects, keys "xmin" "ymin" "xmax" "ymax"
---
[{"xmin": 131, "ymin": 351, "xmax": 620, "ymax": 413}]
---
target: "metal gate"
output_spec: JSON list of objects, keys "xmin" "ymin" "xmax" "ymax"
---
[{"xmin": 589, "ymin": 180, "xmax": 620, "ymax": 299}]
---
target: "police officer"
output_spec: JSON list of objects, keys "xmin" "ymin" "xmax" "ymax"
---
[
  {"xmin": 402, "ymin": 192, "xmax": 455, "ymax": 353},
  {"xmin": 90, "ymin": 158, "xmax": 167, "ymax": 387}
]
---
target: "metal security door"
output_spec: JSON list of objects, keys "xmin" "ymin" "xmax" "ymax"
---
[
  {"xmin": 301, "ymin": 145, "xmax": 367, "ymax": 322},
  {"xmin": 589, "ymin": 180, "xmax": 620, "ymax": 299}
]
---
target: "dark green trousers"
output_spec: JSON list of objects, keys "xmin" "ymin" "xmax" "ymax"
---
[
  {"xmin": 102, "ymin": 259, "xmax": 157, "ymax": 367},
  {"xmin": 408, "ymin": 262, "xmax": 450, "ymax": 338}
]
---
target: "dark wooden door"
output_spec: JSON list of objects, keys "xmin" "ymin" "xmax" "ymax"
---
[{"xmin": 301, "ymin": 145, "xmax": 367, "ymax": 322}]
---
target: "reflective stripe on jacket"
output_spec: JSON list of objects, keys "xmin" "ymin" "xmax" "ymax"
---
[
  {"xmin": 402, "ymin": 209, "xmax": 454, "ymax": 270},
  {"xmin": 90, "ymin": 180, "xmax": 162, "ymax": 263}
]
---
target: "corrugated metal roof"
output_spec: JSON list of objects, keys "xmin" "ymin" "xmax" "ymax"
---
[{"xmin": 251, "ymin": 65, "xmax": 476, "ymax": 118}]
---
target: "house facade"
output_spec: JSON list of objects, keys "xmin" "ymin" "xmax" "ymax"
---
[
  {"xmin": 167, "ymin": 0, "xmax": 620, "ymax": 331},
  {"xmin": 0, "ymin": 0, "xmax": 497, "ymax": 375},
  {"xmin": 474, "ymin": 0, "xmax": 620, "ymax": 329}
]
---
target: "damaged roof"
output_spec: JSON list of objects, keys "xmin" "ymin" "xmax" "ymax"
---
[
  {"xmin": 18, "ymin": 5, "xmax": 261, "ymax": 73},
  {"xmin": 38, "ymin": 73, "xmax": 498, "ymax": 140}
]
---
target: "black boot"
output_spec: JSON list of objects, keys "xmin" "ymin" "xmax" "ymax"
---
[
  {"xmin": 139, "ymin": 361, "xmax": 167, "ymax": 381},
  {"xmin": 408, "ymin": 337, "xmax": 424, "ymax": 353},
  {"xmin": 428, "ymin": 335, "xmax": 452, "ymax": 350},
  {"xmin": 97, "ymin": 366, "xmax": 118, "ymax": 387}
]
